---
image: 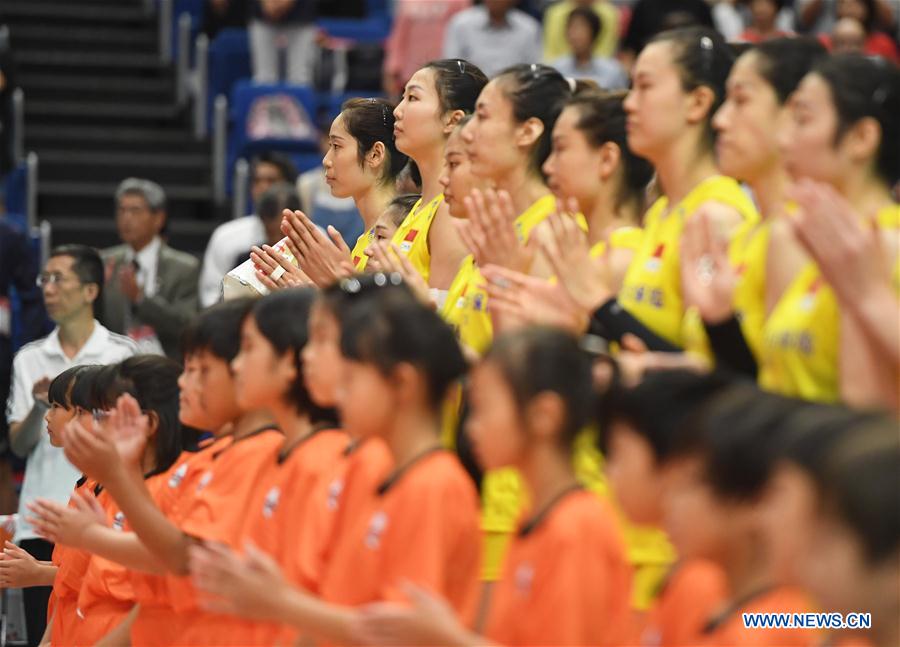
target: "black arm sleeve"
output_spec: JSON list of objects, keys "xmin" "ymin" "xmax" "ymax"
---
[
  {"xmin": 588, "ymin": 298, "xmax": 682, "ymax": 353},
  {"xmin": 703, "ymin": 316, "xmax": 758, "ymax": 379}
]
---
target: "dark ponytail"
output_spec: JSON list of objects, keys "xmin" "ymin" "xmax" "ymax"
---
[
  {"xmin": 495, "ymin": 63, "xmax": 573, "ymax": 179},
  {"xmin": 341, "ymin": 97, "xmax": 409, "ymax": 186},
  {"xmin": 813, "ymin": 54, "xmax": 900, "ymax": 186},
  {"xmin": 567, "ymin": 89, "xmax": 654, "ymax": 212},
  {"xmin": 424, "ymin": 59, "xmax": 489, "ymax": 115},
  {"xmin": 649, "ymin": 26, "xmax": 735, "ymax": 148}
]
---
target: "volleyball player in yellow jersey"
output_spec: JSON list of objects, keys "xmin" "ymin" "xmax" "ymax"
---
[
  {"xmin": 760, "ymin": 54, "xmax": 900, "ymax": 406},
  {"xmin": 608, "ymin": 27, "xmax": 758, "ymax": 349},
  {"xmin": 389, "ymin": 60, "xmax": 488, "ymax": 291},
  {"xmin": 438, "ymin": 64, "xmax": 574, "ymax": 586},
  {"xmin": 542, "ymin": 90, "xmax": 654, "ymax": 287},
  {"xmin": 680, "ymin": 38, "xmax": 828, "ymax": 370}
]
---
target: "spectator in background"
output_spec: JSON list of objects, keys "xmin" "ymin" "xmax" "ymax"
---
[
  {"xmin": 6, "ymin": 245, "xmax": 136, "ymax": 646},
  {"xmin": 200, "ymin": 152, "xmax": 298, "ymax": 306},
  {"xmin": 202, "ymin": 0, "xmax": 250, "ymax": 40},
  {"xmin": 249, "ymin": 0, "xmax": 317, "ymax": 84},
  {"xmin": 831, "ymin": 15, "xmax": 869, "ymax": 50},
  {"xmin": 620, "ymin": 0, "xmax": 714, "ymax": 66},
  {"xmin": 739, "ymin": 0, "xmax": 793, "ymax": 41},
  {"xmin": 795, "ymin": 0, "xmax": 897, "ymax": 34},
  {"xmin": 100, "ymin": 179, "xmax": 199, "ymax": 358},
  {"xmin": 383, "ymin": 0, "xmax": 471, "ymax": 98},
  {"xmin": 443, "ymin": 0, "xmax": 541, "ymax": 77},
  {"xmin": 820, "ymin": 0, "xmax": 900, "ymax": 61},
  {"xmin": 543, "ymin": 0, "xmax": 620, "ymax": 60},
  {"xmin": 551, "ymin": 7, "xmax": 629, "ymax": 89}
]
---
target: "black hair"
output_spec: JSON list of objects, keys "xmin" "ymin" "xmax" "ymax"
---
[
  {"xmin": 813, "ymin": 53, "xmax": 900, "ymax": 185},
  {"xmin": 246, "ymin": 289, "xmax": 337, "ymax": 425},
  {"xmin": 749, "ymin": 36, "xmax": 828, "ymax": 104},
  {"xmin": 649, "ymin": 26, "xmax": 735, "ymax": 147},
  {"xmin": 49, "ymin": 245, "xmax": 105, "ymax": 295},
  {"xmin": 566, "ymin": 89, "xmax": 655, "ymax": 212},
  {"xmin": 566, "ymin": 6, "xmax": 603, "ymax": 44},
  {"xmin": 819, "ymin": 419, "xmax": 899, "ymax": 564},
  {"xmin": 674, "ymin": 383, "xmax": 804, "ymax": 501},
  {"xmin": 251, "ymin": 152, "xmax": 298, "ymax": 184},
  {"xmin": 486, "ymin": 327, "xmax": 594, "ymax": 446},
  {"xmin": 93, "ymin": 356, "xmax": 187, "ymax": 477},
  {"xmin": 339, "ymin": 274, "xmax": 466, "ymax": 408},
  {"xmin": 600, "ymin": 369, "xmax": 738, "ymax": 460},
  {"xmin": 181, "ymin": 298, "xmax": 256, "ymax": 364},
  {"xmin": 385, "ymin": 193, "xmax": 422, "ymax": 227},
  {"xmin": 69, "ymin": 365, "xmax": 113, "ymax": 411},
  {"xmin": 48, "ymin": 365, "xmax": 90, "ymax": 408},
  {"xmin": 423, "ymin": 59, "xmax": 489, "ymax": 116},
  {"xmin": 837, "ymin": 0, "xmax": 877, "ymax": 32},
  {"xmin": 256, "ymin": 182, "xmax": 301, "ymax": 222},
  {"xmin": 341, "ymin": 97, "xmax": 409, "ymax": 185},
  {"xmin": 495, "ymin": 63, "xmax": 573, "ymax": 179}
]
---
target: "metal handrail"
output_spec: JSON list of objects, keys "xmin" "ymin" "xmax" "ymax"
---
[
  {"xmin": 11, "ymin": 88, "xmax": 23, "ymax": 166},
  {"xmin": 26, "ymin": 152, "xmax": 38, "ymax": 232},
  {"xmin": 193, "ymin": 34, "xmax": 209, "ymax": 139},
  {"xmin": 158, "ymin": 0, "xmax": 173, "ymax": 65},
  {"xmin": 175, "ymin": 12, "xmax": 191, "ymax": 106},
  {"xmin": 212, "ymin": 95, "xmax": 228, "ymax": 205},
  {"xmin": 232, "ymin": 158, "xmax": 249, "ymax": 220}
]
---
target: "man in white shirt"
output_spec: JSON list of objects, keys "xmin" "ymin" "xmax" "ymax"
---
[
  {"xmin": 443, "ymin": 0, "xmax": 542, "ymax": 77},
  {"xmin": 100, "ymin": 178, "xmax": 199, "ymax": 358},
  {"xmin": 199, "ymin": 153, "xmax": 298, "ymax": 307},
  {"xmin": 6, "ymin": 244, "xmax": 137, "ymax": 644}
]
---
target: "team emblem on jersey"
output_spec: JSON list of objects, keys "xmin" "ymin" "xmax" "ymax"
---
[
  {"xmin": 514, "ymin": 562, "xmax": 534, "ymax": 595},
  {"xmin": 399, "ymin": 229, "xmax": 418, "ymax": 253},
  {"xmin": 364, "ymin": 511, "xmax": 388, "ymax": 549},
  {"xmin": 327, "ymin": 478, "xmax": 344, "ymax": 511},
  {"xmin": 197, "ymin": 470, "xmax": 213, "ymax": 493},
  {"xmin": 112, "ymin": 511, "xmax": 126, "ymax": 531},
  {"xmin": 262, "ymin": 486, "xmax": 281, "ymax": 519},
  {"xmin": 800, "ymin": 276, "xmax": 823, "ymax": 312},
  {"xmin": 644, "ymin": 244, "xmax": 665, "ymax": 272},
  {"xmin": 168, "ymin": 462, "xmax": 189, "ymax": 489}
]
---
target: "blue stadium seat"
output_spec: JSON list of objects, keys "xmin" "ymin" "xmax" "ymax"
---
[
  {"xmin": 208, "ymin": 28, "xmax": 253, "ymax": 125},
  {"xmin": 172, "ymin": 0, "xmax": 205, "ymax": 62},
  {"xmin": 226, "ymin": 81, "xmax": 320, "ymax": 194},
  {"xmin": 7, "ymin": 219, "xmax": 42, "ymax": 352},
  {"xmin": 3, "ymin": 164, "xmax": 27, "ymax": 224},
  {"xmin": 317, "ymin": 0, "xmax": 392, "ymax": 42}
]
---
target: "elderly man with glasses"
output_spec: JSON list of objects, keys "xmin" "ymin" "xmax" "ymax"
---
[{"xmin": 5, "ymin": 244, "xmax": 136, "ymax": 644}]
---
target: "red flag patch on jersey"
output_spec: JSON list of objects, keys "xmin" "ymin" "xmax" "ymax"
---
[
  {"xmin": 404, "ymin": 229, "xmax": 419, "ymax": 242},
  {"xmin": 645, "ymin": 244, "xmax": 665, "ymax": 272}
]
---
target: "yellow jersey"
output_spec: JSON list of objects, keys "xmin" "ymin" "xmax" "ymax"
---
[
  {"xmin": 389, "ymin": 193, "xmax": 444, "ymax": 284},
  {"xmin": 350, "ymin": 226, "xmax": 374, "ymax": 272},
  {"xmin": 618, "ymin": 176, "xmax": 759, "ymax": 346},
  {"xmin": 681, "ymin": 220, "xmax": 770, "ymax": 364},
  {"xmin": 759, "ymin": 204, "xmax": 900, "ymax": 402},
  {"xmin": 441, "ymin": 194, "xmax": 558, "ymax": 356},
  {"xmin": 589, "ymin": 225, "xmax": 644, "ymax": 258}
]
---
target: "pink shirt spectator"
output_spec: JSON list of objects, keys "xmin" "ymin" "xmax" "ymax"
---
[{"xmin": 384, "ymin": 0, "xmax": 471, "ymax": 94}]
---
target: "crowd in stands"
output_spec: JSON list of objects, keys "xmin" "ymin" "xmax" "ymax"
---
[{"xmin": 0, "ymin": 1, "xmax": 897, "ymax": 646}]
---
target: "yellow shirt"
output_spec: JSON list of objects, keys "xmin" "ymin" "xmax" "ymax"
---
[
  {"xmin": 759, "ymin": 204, "xmax": 900, "ymax": 402},
  {"xmin": 543, "ymin": 0, "xmax": 620, "ymax": 59},
  {"xmin": 350, "ymin": 227, "xmax": 374, "ymax": 272},
  {"xmin": 389, "ymin": 193, "xmax": 444, "ymax": 284},
  {"xmin": 441, "ymin": 194, "xmax": 558, "ymax": 356},
  {"xmin": 681, "ymin": 220, "xmax": 771, "ymax": 364},
  {"xmin": 589, "ymin": 225, "xmax": 644, "ymax": 259},
  {"xmin": 618, "ymin": 176, "xmax": 759, "ymax": 347}
]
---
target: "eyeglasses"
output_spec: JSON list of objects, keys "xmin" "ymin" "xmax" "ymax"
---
[{"xmin": 36, "ymin": 272, "xmax": 80, "ymax": 288}]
